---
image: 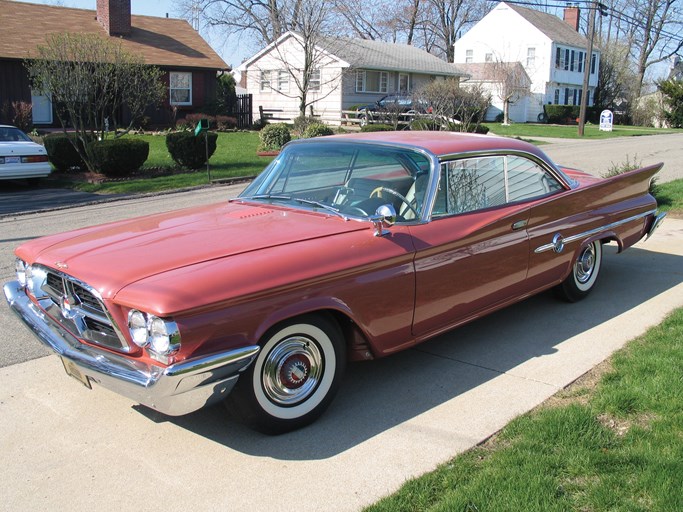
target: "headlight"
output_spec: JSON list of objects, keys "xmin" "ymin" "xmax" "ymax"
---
[
  {"xmin": 15, "ymin": 259, "xmax": 27, "ymax": 287},
  {"xmin": 127, "ymin": 310, "xmax": 181, "ymax": 362},
  {"xmin": 128, "ymin": 310, "xmax": 149, "ymax": 347}
]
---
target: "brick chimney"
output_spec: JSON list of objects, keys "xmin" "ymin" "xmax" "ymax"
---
[
  {"xmin": 97, "ymin": 0, "xmax": 131, "ymax": 36},
  {"xmin": 563, "ymin": 5, "xmax": 580, "ymax": 31}
]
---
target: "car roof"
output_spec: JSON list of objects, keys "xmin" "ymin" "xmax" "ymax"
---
[{"xmin": 295, "ymin": 131, "xmax": 552, "ymax": 162}]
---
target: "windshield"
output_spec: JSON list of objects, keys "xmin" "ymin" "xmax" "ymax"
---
[{"xmin": 239, "ymin": 141, "xmax": 432, "ymax": 222}]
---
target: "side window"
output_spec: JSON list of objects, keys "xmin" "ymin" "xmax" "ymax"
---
[
  {"xmin": 507, "ymin": 156, "xmax": 563, "ymax": 202},
  {"xmin": 435, "ymin": 155, "xmax": 563, "ymax": 216},
  {"xmin": 441, "ymin": 156, "xmax": 506, "ymax": 214}
]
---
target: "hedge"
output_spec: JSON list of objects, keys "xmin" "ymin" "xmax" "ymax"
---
[
  {"xmin": 89, "ymin": 138, "xmax": 149, "ymax": 177},
  {"xmin": 360, "ymin": 124, "xmax": 394, "ymax": 132},
  {"xmin": 259, "ymin": 123, "xmax": 291, "ymax": 151},
  {"xmin": 43, "ymin": 133, "xmax": 90, "ymax": 171},
  {"xmin": 166, "ymin": 131, "xmax": 218, "ymax": 169},
  {"xmin": 543, "ymin": 105, "xmax": 601, "ymax": 124},
  {"xmin": 302, "ymin": 123, "xmax": 334, "ymax": 138}
]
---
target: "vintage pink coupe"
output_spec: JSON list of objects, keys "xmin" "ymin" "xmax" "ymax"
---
[{"xmin": 4, "ymin": 131, "xmax": 665, "ymax": 433}]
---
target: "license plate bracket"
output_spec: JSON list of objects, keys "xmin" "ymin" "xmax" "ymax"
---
[{"xmin": 60, "ymin": 357, "xmax": 92, "ymax": 389}]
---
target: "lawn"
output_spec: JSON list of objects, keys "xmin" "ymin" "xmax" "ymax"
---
[
  {"xmin": 365, "ymin": 307, "xmax": 683, "ymax": 512},
  {"xmin": 64, "ymin": 131, "xmax": 273, "ymax": 194},
  {"xmin": 483, "ymin": 122, "xmax": 681, "ymax": 139}
]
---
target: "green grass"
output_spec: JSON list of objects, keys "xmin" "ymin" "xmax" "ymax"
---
[
  {"xmin": 53, "ymin": 131, "xmax": 272, "ymax": 194},
  {"xmin": 654, "ymin": 179, "xmax": 683, "ymax": 215},
  {"xmin": 484, "ymin": 123, "xmax": 681, "ymax": 139},
  {"xmin": 365, "ymin": 308, "xmax": 683, "ymax": 512}
]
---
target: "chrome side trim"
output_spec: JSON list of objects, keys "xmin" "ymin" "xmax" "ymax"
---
[
  {"xmin": 534, "ymin": 209, "xmax": 657, "ymax": 254},
  {"xmin": 4, "ymin": 281, "xmax": 260, "ymax": 416}
]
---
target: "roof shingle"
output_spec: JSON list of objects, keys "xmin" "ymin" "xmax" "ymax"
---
[
  {"xmin": 0, "ymin": 0, "xmax": 228, "ymax": 70},
  {"xmin": 505, "ymin": 2, "xmax": 591, "ymax": 49}
]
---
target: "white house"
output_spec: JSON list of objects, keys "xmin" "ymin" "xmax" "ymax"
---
[
  {"xmin": 453, "ymin": 2, "xmax": 600, "ymax": 122},
  {"xmin": 459, "ymin": 62, "xmax": 532, "ymax": 123},
  {"xmin": 238, "ymin": 31, "xmax": 466, "ymax": 124}
]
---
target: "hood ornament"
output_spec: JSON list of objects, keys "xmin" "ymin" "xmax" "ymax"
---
[{"xmin": 55, "ymin": 261, "xmax": 68, "ymax": 269}]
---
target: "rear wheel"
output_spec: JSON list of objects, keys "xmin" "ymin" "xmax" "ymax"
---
[
  {"xmin": 226, "ymin": 314, "xmax": 346, "ymax": 434},
  {"xmin": 555, "ymin": 240, "xmax": 602, "ymax": 302}
]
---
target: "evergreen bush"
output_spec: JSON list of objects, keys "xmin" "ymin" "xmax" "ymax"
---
[
  {"xmin": 89, "ymin": 138, "xmax": 149, "ymax": 177},
  {"xmin": 259, "ymin": 123, "xmax": 291, "ymax": 150},
  {"xmin": 360, "ymin": 124, "xmax": 394, "ymax": 132},
  {"xmin": 302, "ymin": 123, "xmax": 334, "ymax": 138},
  {"xmin": 43, "ymin": 133, "xmax": 90, "ymax": 171},
  {"xmin": 166, "ymin": 131, "xmax": 218, "ymax": 169}
]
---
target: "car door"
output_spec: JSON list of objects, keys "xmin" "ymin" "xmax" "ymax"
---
[{"xmin": 409, "ymin": 155, "xmax": 534, "ymax": 338}]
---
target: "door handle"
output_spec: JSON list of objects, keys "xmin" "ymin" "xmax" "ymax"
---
[{"xmin": 512, "ymin": 220, "xmax": 527, "ymax": 230}]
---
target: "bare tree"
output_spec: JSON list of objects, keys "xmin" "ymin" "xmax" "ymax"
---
[
  {"xmin": 415, "ymin": 78, "xmax": 490, "ymax": 132},
  {"xmin": 420, "ymin": 0, "xmax": 488, "ymax": 62},
  {"xmin": 607, "ymin": 0, "xmax": 683, "ymax": 95},
  {"xmin": 26, "ymin": 33, "xmax": 165, "ymax": 171},
  {"xmin": 488, "ymin": 61, "xmax": 530, "ymax": 125},
  {"xmin": 179, "ymin": 0, "xmax": 312, "ymax": 45}
]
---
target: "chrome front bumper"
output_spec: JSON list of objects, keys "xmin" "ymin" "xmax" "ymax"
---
[{"xmin": 4, "ymin": 281, "xmax": 259, "ymax": 416}]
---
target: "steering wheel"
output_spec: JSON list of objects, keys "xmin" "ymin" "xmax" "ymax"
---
[{"xmin": 370, "ymin": 186, "xmax": 419, "ymax": 218}]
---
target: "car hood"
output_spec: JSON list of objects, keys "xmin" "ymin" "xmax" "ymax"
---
[
  {"xmin": 19, "ymin": 201, "xmax": 369, "ymax": 299},
  {"xmin": 0, "ymin": 141, "xmax": 46, "ymax": 155}
]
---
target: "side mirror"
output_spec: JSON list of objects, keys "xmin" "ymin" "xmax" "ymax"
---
[{"xmin": 371, "ymin": 204, "xmax": 397, "ymax": 237}]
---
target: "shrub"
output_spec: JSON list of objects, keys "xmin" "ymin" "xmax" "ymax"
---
[
  {"xmin": 215, "ymin": 115, "xmax": 238, "ymax": 131},
  {"xmin": 251, "ymin": 118, "xmax": 268, "ymax": 131},
  {"xmin": 259, "ymin": 123, "xmax": 291, "ymax": 151},
  {"xmin": 293, "ymin": 115, "xmax": 318, "ymax": 137},
  {"xmin": 88, "ymin": 138, "xmax": 149, "ymax": 177},
  {"xmin": 9, "ymin": 101, "xmax": 33, "ymax": 132},
  {"xmin": 409, "ymin": 118, "xmax": 444, "ymax": 131},
  {"xmin": 43, "ymin": 133, "xmax": 90, "ymax": 171},
  {"xmin": 543, "ymin": 105, "xmax": 602, "ymax": 124},
  {"xmin": 166, "ymin": 131, "xmax": 218, "ymax": 169},
  {"xmin": 360, "ymin": 123, "xmax": 394, "ymax": 132},
  {"xmin": 302, "ymin": 123, "xmax": 334, "ymax": 138}
]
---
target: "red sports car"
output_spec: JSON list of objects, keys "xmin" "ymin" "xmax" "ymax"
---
[{"xmin": 4, "ymin": 131, "xmax": 665, "ymax": 433}]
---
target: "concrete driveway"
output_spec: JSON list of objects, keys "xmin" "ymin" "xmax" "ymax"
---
[
  {"xmin": 1, "ymin": 220, "xmax": 681, "ymax": 510},
  {"xmin": 1, "ymin": 133, "xmax": 682, "ymax": 511}
]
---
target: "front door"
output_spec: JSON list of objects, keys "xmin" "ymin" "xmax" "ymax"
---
[{"xmin": 31, "ymin": 91, "xmax": 52, "ymax": 125}]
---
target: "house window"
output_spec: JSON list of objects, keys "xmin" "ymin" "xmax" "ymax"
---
[
  {"xmin": 587, "ymin": 90, "xmax": 591, "ymax": 106},
  {"xmin": 277, "ymin": 70, "xmax": 289, "ymax": 92},
  {"xmin": 260, "ymin": 70, "xmax": 272, "ymax": 91},
  {"xmin": 466, "ymin": 49, "xmax": 473, "ymax": 63},
  {"xmin": 485, "ymin": 53, "xmax": 493, "ymax": 62},
  {"xmin": 554, "ymin": 89, "xmax": 560, "ymax": 104},
  {"xmin": 356, "ymin": 70, "xmax": 388, "ymax": 93},
  {"xmin": 169, "ymin": 71, "xmax": 192, "ymax": 105},
  {"xmin": 527, "ymin": 47, "xmax": 535, "ymax": 67},
  {"xmin": 591, "ymin": 53, "xmax": 597, "ymax": 74},
  {"xmin": 309, "ymin": 68, "xmax": 321, "ymax": 92},
  {"xmin": 570, "ymin": 50, "xmax": 575, "ymax": 72},
  {"xmin": 398, "ymin": 73, "xmax": 410, "ymax": 92}
]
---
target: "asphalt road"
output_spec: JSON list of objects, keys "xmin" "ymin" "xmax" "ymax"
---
[{"xmin": 0, "ymin": 133, "xmax": 682, "ymax": 511}]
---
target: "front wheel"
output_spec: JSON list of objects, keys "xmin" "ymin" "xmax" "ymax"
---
[
  {"xmin": 226, "ymin": 314, "xmax": 346, "ymax": 434},
  {"xmin": 555, "ymin": 240, "xmax": 602, "ymax": 302}
]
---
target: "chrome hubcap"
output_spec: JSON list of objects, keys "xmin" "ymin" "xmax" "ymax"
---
[
  {"xmin": 575, "ymin": 244, "xmax": 596, "ymax": 284},
  {"xmin": 262, "ymin": 336, "xmax": 323, "ymax": 406}
]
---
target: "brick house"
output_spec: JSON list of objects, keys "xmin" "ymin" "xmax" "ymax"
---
[{"xmin": 0, "ymin": 0, "xmax": 229, "ymax": 127}]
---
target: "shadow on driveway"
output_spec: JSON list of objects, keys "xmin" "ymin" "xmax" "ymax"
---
[
  {"xmin": 0, "ymin": 180, "xmax": 126, "ymax": 216},
  {"xmin": 135, "ymin": 243, "xmax": 683, "ymax": 459}
]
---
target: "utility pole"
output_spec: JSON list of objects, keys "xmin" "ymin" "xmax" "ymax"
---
[{"xmin": 578, "ymin": 2, "xmax": 597, "ymax": 136}]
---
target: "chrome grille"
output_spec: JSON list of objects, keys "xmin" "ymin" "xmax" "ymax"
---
[{"xmin": 30, "ymin": 266, "xmax": 130, "ymax": 353}]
